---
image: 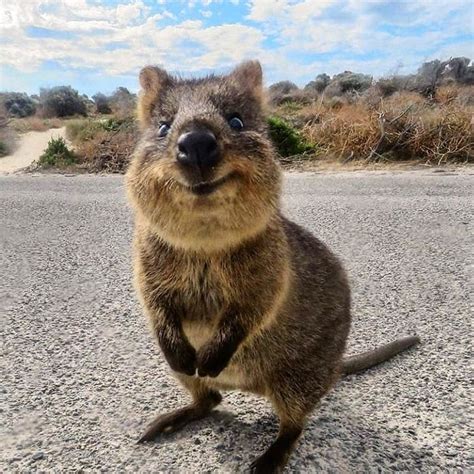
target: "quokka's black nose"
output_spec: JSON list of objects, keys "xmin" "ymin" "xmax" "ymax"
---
[{"xmin": 177, "ymin": 131, "xmax": 221, "ymax": 172}]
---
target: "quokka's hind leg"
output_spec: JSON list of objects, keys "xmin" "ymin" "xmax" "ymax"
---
[
  {"xmin": 249, "ymin": 393, "xmax": 309, "ymax": 474},
  {"xmin": 249, "ymin": 420, "xmax": 303, "ymax": 474},
  {"xmin": 249, "ymin": 376, "xmax": 332, "ymax": 474},
  {"xmin": 138, "ymin": 375, "xmax": 222, "ymax": 443}
]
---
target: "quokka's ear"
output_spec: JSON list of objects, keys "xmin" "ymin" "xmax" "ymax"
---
[
  {"xmin": 137, "ymin": 65, "xmax": 173, "ymax": 129},
  {"xmin": 230, "ymin": 60, "xmax": 263, "ymax": 101}
]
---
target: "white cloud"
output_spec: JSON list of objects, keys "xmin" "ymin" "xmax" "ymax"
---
[
  {"xmin": 246, "ymin": 0, "xmax": 288, "ymax": 21},
  {"xmin": 247, "ymin": 0, "xmax": 336, "ymax": 22},
  {"xmin": 116, "ymin": 2, "xmax": 147, "ymax": 25},
  {"xmin": 0, "ymin": 0, "xmax": 471, "ymax": 88},
  {"xmin": 0, "ymin": 0, "xmax": 265, "ymax": 76},
  {"xmin": 290, "ymin": 0, "xmax": 337, "ymax": 21}
]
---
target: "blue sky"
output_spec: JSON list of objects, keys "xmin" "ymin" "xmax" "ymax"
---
[{"xmin": 1, "ymin": 0, "xmax": 473, "ymax": 96}]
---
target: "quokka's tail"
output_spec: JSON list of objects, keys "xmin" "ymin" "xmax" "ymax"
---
[{"xmin": 342, "ymin": 335, "xmax": 421, "ymax": 376}]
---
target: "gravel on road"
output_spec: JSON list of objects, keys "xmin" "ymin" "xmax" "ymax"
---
[{"xmin": 1, "ymin": 170, "xmax": 472, "ymax": 472}]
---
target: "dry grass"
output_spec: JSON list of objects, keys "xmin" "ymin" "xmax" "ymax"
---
[
  {"xmin": 10, "ymin": 116, "xmax": 64, "ymax": 133},
  {"xmin": 72, "ymin": 118, "xmax": 138, "ymax": 172},
  {"xmin": 288, "ymin": 86, "xmax": 474, "ymax": 165}
]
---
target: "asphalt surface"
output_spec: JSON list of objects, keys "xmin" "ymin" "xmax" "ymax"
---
[{"xmin": 1, "ymin": 171, "xmax": 472, "ymax": 472}]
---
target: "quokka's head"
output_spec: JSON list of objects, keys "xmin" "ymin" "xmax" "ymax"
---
[{"xmin": 126, "ymin": 60, "xmax": 282, "ymax": 253}]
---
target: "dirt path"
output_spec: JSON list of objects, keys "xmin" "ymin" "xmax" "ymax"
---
[{"xmin": 0, "ymin": 127, "xmax": 67, "ymax": 174}]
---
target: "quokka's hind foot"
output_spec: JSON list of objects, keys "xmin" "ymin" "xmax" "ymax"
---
[
  {"xmin": 249, "ymin": 385, "xmax": 318, "ymax": 473},
  {"xmin": 249, "ymin": 423, "xmax": 302, "ymax": 474},
  {"xmin": 138, "ymin": 389, "xmax": 222, "ymax": 443}
]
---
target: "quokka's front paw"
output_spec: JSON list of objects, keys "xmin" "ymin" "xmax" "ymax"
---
[
  {"xmin": 164, "ymin": 340, "xmax": 196, "ymax": 376},
  {"xmin": 196, "ymin": 343, "xmax": 232, "ymax": 378}
]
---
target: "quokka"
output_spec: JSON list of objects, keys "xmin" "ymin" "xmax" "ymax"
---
[{"xmin": 125, "ymin": 60, "xmax": 420, "ymax": 473}]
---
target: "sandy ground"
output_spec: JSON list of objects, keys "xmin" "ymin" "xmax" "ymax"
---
[
  {"xmin": 0, "ymin": 127, "xmax": 66, "ymax": 174},
  {"xmin": 1, "ymin": 171, "xmax": 472, "ymax": 472}
]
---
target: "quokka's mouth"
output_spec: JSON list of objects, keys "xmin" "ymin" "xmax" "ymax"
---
[{"xmin": 187, "ymin": 173, "xmax": 234, "ymax": 196}]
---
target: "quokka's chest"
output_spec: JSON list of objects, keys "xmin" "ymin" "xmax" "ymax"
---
[
  {"xmin": 142, "ymin": 253, "xmax": 232, "ymax": 317},
  {"xmin": 180, "ymin": 261, "xmax": 230, "ymax": 311},
  {"xmin": 168, "ymin": 263, "xmax": 230, "ymax": 349}
]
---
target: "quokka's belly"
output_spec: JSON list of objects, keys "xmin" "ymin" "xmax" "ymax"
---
[
  {"xmin": 181, "ymin": 320, "xmax": 215, "ymax": 350},
  {"xmin": 206, "ymin": 363, "xmax": 249, "ymax": 390}
]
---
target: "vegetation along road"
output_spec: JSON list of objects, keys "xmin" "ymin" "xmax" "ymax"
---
[{"xmin": 1, "ymin": 171, "xmax": 471, "ymax": 471}]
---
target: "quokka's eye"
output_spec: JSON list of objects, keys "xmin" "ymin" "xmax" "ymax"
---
[
  {"xmin": 228, "ymin": 116, "xmax": 244, "ymax": 131},
  {"xmin": 158, "ymin": 123, "xmax": 171, "ymax": 137}
]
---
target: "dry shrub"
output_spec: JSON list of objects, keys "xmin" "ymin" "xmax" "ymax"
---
[
  {"xmin": 362, "ymin": 85, "xmax": 384, "ymax": 108},
  {"xmin": 0, "ymin": 104, "xmax": 17, "ymax": 156},
  {"xmin": 381, "ymin": 92, "xmax": 473, "ymax": 163},
  {"xmin": 436, "ymin": 84, "xmax": 474, "ymax": 107},
  {"xmin": 299, "ymin": 89, "xmax": 473, "ymax": 163},
  {"xmin": 302, "ymin": 103, "xmax": 380, "ymax": 160},
  {"xmin": 405, "ymin": 105, "xmax": 472, "ymax": 163},
  {"xmin": 46, "ymin": 118, "xmax": 63, "ymax": 129},
  {"xmin": 435, "ymin": 85, "xmax": 460, "ymax": 105},
  {"xmin": 75, "ymin": 120, "xmax": 138, "ymax": 172},
  {"xmin": 292, "ymin": 103, "xmax": 324, "ymax": 125},
  {"xmin": 267, "ymin": 83, "xmax": 319, "ymax": 107},
  {"xmin": 455, "ymin": 85, "xmax": 474, "ymax": 106}
]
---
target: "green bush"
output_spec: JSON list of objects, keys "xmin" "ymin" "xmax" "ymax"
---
[
  {"xmin": 38, "ymin": 137, "xmax": 76, "ymax": 167},
  {"xmin": 267, "ymin": 116, "xmax": 313, "ymax": 157},
  {"xmin": 101, "ymin": 117, "xmax": 130, "ymax": 131}
]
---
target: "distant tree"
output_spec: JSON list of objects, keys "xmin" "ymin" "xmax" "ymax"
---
[
  {"xmin": 413, "ymin": 60, "xmax": 443, "ymax": 97},
  {"xmin": 461, "ymin": 63, "xmax": 474, "ymax": 85},
  {"xmin": 92, "ymin": 93, "xmax": 112, "ymax": 114},
  {"xmin": 323, "ymin": 71, "xmax": 372, "ymax": 97},
  {"xmin": 376, "ymin": 75, "xmax": 412, "ymax": 97},
  {"xmin": 39, "ymin": 86, "xmax": 87, "ymax": 117},
  {"xmin": 0, "ymin": 92, "xmax": 36, "ymax": 118},
  {"xmin": 267, "ymin": 81, "xmax": 301, "ymax": 106},
  {"xmin": 333, "ymin": 71, "xmax": 372, "ymax": 93},
  {"xmin": 304, "ymin": 73, "xmax": 330, "ymax": 93},
  {"xmin": 438, "ymin": 57, "xmax": 473, "ymax": 85},
  {"xmin": 268, "ymin": 81, "xmax": 299, "ymax": 95},
  {"xmin": 109, "ymin": 87, "xmax": 136, "ymax": 118}
]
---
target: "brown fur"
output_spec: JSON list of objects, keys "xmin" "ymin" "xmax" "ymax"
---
[{"xmin": 126, "ymin": 60, "xmax": 419, "ymax": 473}]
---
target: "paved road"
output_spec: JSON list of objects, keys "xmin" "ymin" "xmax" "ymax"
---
[{"xmin": 1, "ymin": 171, "xmax": 472, "ymax": 472}]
